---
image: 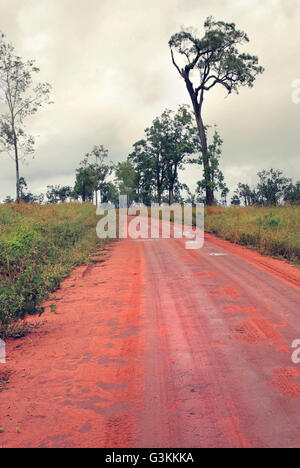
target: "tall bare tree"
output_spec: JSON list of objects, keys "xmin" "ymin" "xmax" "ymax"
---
[
  {"xmin": 0, "ymin": 32, "xmax": 52, "ymax": 202},
  {"xmin": 169, "ymin": 17, "xmax": 264, "ymax": 205}
]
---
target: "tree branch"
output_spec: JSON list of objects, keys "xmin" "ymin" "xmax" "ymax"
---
[{"xmin": 170, "ymin": 49, "xmax": 183, "ymax": 77}]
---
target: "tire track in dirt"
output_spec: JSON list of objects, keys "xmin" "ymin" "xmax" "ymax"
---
[{"xmin": 0, "ymin": 227, "xmax": 300, "ymax": 447}]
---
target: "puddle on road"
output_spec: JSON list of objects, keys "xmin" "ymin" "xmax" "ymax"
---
[{"xmin": 209, "ymin": 253, "xmax": 228, "ymax": 256}]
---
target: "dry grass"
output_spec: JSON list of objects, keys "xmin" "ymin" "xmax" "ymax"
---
[
  {"xmin": 203, "ymin": 205, "xmax": 300, "ymax": 264},
  {"xmin": 0, "ymin": 202, "xmax": 106, "ymax": 337}
]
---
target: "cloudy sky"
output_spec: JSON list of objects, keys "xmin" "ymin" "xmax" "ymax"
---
[{"xmin": 0, "ymin": 0, "xmax": 299, "ymax": 201}]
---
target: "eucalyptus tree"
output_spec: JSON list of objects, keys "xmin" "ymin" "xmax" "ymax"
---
[
  {"xmin": 115, "ymin": 161, "xmax": 137, "ymax": 206},
  {"xmin": 46, "ymin": 185, "xmax": 72, "ymax": 204},
  {"xmin": 234, "ymin": 182, "xmax": 257, "ymax": 206},
  {"xmin": 101, "ymin": 181, "xmax": 119, "ymax": 206},
  {"xmin": 169, "ymin": 17, "xmax": 264, "ymax": 205},
  {"xmin": 0, "ymin": 32, "xmax": 52, "ymax": 202},
  {"xmin": 128, "ymin": 139, "xmax": 155, "ymax": 205},
  {"xmin": 83, "ymin": 145, "xmax": 112, "ymax": 204},
  {"xmin": 284, "ymin": 181, "xmax": 300, "ymax": 205},
  {"xmin": 195, "ymin": 129, "xmax": 229, "ymax": 205},
  {"xmin": 256, "ymin": 169, "xmax": 291, "ymax": 206},
  {"xmin": 73, "ymin": 166, "xmax": 96, "ymax": 203},
  {"xmin": 144, "ymin": 116, "xmax": 169, "ymax": 205},
  {"xmin": 129, "ymin": 106, "xmax": 197, "ymax": 205},
  {"xmin": 231, "ymin": 194, "xmax": 241, "ymax": 206},
  {"xmin": 162, "ymin": 105, "xmax": 198, "ymax": 205}
]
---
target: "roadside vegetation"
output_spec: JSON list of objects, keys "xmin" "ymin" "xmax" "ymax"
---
[
  {"xmin": 203, "ymin": 205, "xmax": 300, "ymax": 264},
  {"xmin": 0, "ymin": 203, "xmax": 106, "ymax": 338},
  {"xmin": 148, "ymin": 204, "xmax": 299, "ymax": 264},
  {"xmin": 0, "ymin": 19, "xmax": 299, "ymax": 339}
]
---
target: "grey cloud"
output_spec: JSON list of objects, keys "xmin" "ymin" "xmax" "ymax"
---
[{"xmin": 0, "ymin": 0, "xmax": 299, "ymax": 200}]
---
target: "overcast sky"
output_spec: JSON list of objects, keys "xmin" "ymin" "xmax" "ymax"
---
[{"xmin": 0, "ymin": 0, "xmax": 299, "ymax": 201}]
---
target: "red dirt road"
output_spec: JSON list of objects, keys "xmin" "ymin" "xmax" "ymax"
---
[{"xmin": 1, "ymin": 226, "xmax": 300, "ymax": 448}]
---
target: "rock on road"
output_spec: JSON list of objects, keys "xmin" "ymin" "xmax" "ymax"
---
[{"xmin": 1, "ymin": 220, "xmax": 300, "ymax": 448}]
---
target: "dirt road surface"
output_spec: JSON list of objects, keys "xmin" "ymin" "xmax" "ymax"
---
[{"xmin": 1, "ymin": 220, "xmax": 300, "ymax": 448}]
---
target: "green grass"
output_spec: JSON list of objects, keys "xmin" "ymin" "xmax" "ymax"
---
[
  {"xmin": 3, "ymin": 203, "xmax": 294, "ymax": 338},
  {"xmin": 0, "ymin": 202, "xmax": 106, "ymax": 338},
  {"xmin": 146, "ymin": 204, "xmax": 300, "ymax": 264},
  {"xmin": 202, "ymin": 205, "xmax": 300, "ymax": 264}
]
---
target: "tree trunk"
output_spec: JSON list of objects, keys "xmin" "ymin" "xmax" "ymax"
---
[
  {"xmin": 157, "ymin": 177, "xmax": 162, "ymax": 206},
  {"xmin": 168, "ymin": 188, "xmax": 174, "ymax": 206},
  {"xmin": 185, "ymin": 81, "xmax": 214, "ymax": 206},
  {"xmin": 195, "ymin": 115, "xmax": 214, "ymax": 205},
  {"xmin": 168, "ymin": 167, "xmax": 177, "ymax": 206},
  {"xmin": 13, "ymin": 129, "xmax": 20, "ymax": 203},
  {"xmin": 137, "ymin": 181, "xmax": 141, "ymax": 203},
  {"xmin": 157, "ymin": 189, "xmax": 162, "ymax": 206}
]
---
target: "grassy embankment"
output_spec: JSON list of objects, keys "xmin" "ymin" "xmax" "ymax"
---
[
  {"xmin": 202, "ymin": 205, "xmax": 300, "ymax": 265},
  {"xmin": 1, "ymin": 203, "xmax": 298, "ymax": 337},
  {"xmin": 0, "ymin": 203, "xmax": 107, "ymax": 338},
  {"xmin": 147, "ymin": 204, "xmax": 299, "ymax": 264}
]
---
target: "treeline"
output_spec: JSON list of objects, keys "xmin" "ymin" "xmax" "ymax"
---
[
  {"xmin": 1, "ymin": 19, "xmax": 299, "ymax": 208},
  {"xmin": 2, "ymin": 105, "xmax": 299, "ymax": 207},
  {"xmin": 71, "ymin": 106, "xmax": 229, "ymax": 207},
  {"xmin": 231, "ymin": 169, "xmax": 300, "ymax": 206},
  {"xmin": 2, "ymin": 106, "xmax": 300, "ymax": 207},
  {"xmin": 67, "ymin": 125, "xmax": 300, "ymax": 207},
  {"xmin": 3, "ymin": 137, "xmax": 299, "ymax": 207},
  {"xmin": 0, "ymin": 17, "xmax": 266, "ymax": 208},
  {"xmin": 2, "ymin": 105, "xmax": 230, "ymax": 207}
]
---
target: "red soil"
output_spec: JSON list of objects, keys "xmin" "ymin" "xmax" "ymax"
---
[{"xmin": 0, "ymin": 228, "xmax": 300, "ymax": 448}]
